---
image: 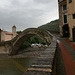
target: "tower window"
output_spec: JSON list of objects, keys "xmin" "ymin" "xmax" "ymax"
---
[
  {"xmin": 72, "ymin": 14, "xmax": 75, "ymax": 19},
  {"xmin": 69, "ymin": 0, "xmax": 72, "ymax": 3}
]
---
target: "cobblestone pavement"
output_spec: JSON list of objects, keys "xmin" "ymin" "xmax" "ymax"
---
[{"xmin": 57, "ymin": 38, "xmax": 75, "ymax": 75}]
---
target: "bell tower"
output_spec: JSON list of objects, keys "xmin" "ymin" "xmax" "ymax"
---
[{"xmin": 12, "ymin": 25, "xmax": 16, "ymax": 38}]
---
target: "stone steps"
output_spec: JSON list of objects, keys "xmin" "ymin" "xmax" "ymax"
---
[{"xmin": 23, "ymin": 39, "xmax": 56, "ymax": 75}]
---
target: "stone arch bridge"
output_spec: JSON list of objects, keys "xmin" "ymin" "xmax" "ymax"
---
[{"xmin": 0, "ymin": 28, "xmax": 53, "ymax": 55}]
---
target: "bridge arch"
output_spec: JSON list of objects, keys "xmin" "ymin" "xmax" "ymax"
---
[{"xmin": 9, "ymin": 28, "xmax": 52, "ymax": 55}]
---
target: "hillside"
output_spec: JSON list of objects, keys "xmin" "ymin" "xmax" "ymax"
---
[{"xmin": 38, "ymin": 19, "xmax": 59, "ymax": 33}]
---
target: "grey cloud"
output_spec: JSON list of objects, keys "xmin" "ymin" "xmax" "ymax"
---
[
  {"xmin": 34, "ymin": 0, "xmax": 52, "ymax": 4},
  {"xmin": 0, "ymin": 0, "xmax": 58, "ymax": 32}
]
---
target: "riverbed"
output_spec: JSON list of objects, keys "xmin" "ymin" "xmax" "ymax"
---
[
  {"xmin": 0, "ymin": 48, "xmax": 46, "ymax": 75},
  {"xmin": 0, "ymin": 58, "xmax": 36, "ymax": 75}
]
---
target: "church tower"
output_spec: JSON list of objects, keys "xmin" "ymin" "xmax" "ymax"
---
[{"xmin": 12, "ymin": 25, "xmax": 16, "ymax": 38}]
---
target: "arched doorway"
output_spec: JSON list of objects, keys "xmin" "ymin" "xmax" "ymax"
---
[{"xmin": 62, "ymin": 24, "xmax": 70, "ymax": 37}]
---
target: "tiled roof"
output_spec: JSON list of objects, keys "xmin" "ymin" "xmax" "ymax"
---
[{"xmin": 5, "ymin": 32, "xmax": 13, "ymax": 35}]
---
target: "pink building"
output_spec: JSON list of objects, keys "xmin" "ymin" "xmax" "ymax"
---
[{"xmin": 0, "ymin": 25, "xmax": 17, "ymax": 42}]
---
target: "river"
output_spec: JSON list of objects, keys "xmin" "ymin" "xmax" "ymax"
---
[{"xmin": 0, "ymin": 58, "xmax": 36, "ymax": 75}]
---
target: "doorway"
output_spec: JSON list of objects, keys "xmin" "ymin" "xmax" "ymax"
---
[{"xmin": 62, "ymin": 24, "xmax": 70, "ymax": 37}]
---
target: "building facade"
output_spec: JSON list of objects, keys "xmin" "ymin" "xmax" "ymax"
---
[
  {"xmin": 0, "ymin": 25, "xmax": 17, "ymax": 42},
  {"xmin": 58, "ymin": 0, "xmax": 75, "ymax": 41}
]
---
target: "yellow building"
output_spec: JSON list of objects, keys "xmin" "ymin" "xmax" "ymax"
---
[{"xmin": 58, "ymin": 0, "xmax": 75, "ymax": 41}]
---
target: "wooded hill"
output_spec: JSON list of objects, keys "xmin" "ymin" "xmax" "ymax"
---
[{"xmin": 38, "ymin": 19, "xmax": 59, "ymax": 33}]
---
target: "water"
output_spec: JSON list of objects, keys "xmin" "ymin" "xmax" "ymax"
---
[{"xmin": 0, "ymin": 58, "xmax": 36, "ymax": 75}]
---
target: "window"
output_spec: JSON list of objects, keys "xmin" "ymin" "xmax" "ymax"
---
[
  {"xmin": 63, "ymin": 4, "xmax": 67, "ymax": 11},
  {"xmin": 64, "ymin": 14, "xmax": 67, "ymax": 23},
  {"xmin": 69, "ymin": 0, "xmax": 72, "ymax": 3},
  {"xmin": 72, "ymin": 14, "xmax": 75, "ymax": 19}
]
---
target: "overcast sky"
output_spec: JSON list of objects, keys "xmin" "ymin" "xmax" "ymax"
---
[{"xmin": 0, "ymin": 0, "xmax": 58, "ymax": 32}]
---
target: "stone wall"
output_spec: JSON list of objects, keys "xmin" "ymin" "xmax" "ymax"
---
[
  {"xmin": 0, "ymin": 46, "xmax": 9, "ymax": 54},
  {"xmin": 0, "ymin": 41, "xmax": 12, "ymax": 54}
]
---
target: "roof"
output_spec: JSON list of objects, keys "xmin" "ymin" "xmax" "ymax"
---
[{"xmin": 5, "ymin": 32, "xmax": 13, "ymax": 35}]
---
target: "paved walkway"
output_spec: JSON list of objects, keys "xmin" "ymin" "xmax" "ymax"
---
[
  {"xmin": 57, "ymin": 38, "xmax": 75, "ymax": 75},
  {"xmin": 65, "ymin": 38, "xmax": 75, "ymax": 50}
]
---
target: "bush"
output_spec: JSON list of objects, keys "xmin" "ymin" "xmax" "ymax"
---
[{"xmin": 20, "ymin": 35, "xmax": 45, "ymax": 49}]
